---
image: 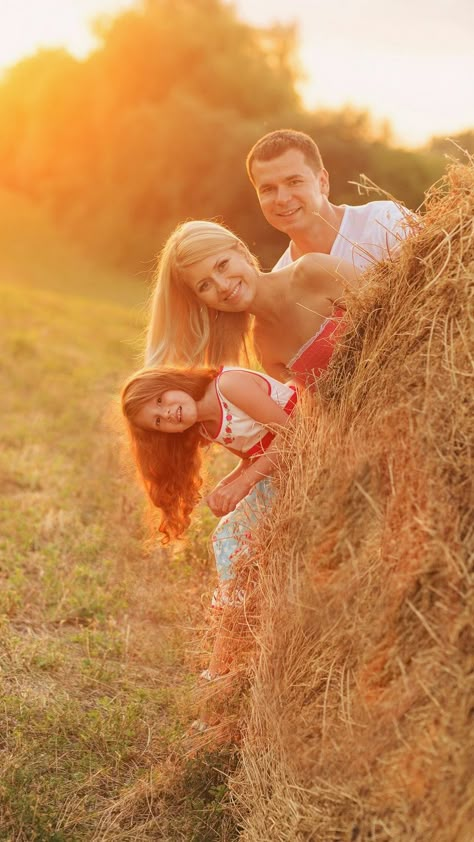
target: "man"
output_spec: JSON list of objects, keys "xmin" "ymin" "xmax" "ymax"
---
[
  {"xmin": 246, "ymin": 129, "xmax": 413, "ymax": 270},
  {"xmin": 201, "ymin": 130, "xmax": 413, "ymax": 596}
]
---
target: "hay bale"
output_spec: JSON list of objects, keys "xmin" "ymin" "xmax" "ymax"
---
[{"xmin": 230, "ymin": 161, "xmax": 474, "ymax": 841}]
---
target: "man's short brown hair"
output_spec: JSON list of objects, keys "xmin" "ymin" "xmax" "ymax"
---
[{"xmin": 246, "ymin": 129, "xmax": 324, "ymax": 184}]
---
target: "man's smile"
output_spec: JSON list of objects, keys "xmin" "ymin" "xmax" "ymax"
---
[{"xmin": 277, "ymin": 207, "xmax": 301, "ymax": 218}]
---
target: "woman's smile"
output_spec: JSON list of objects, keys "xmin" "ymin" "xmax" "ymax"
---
[{"xmin": 223, "ymin": 280, "xmax": 242, "ymax": 302}]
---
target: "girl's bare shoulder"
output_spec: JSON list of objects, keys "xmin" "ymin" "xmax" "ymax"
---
[{"xmin": 218, "ymin": 367, "xmax": 267, "ymax": 395}]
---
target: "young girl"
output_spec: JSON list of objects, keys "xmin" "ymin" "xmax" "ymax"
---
[{"xmin": 121, "ymin": 364, "xmax": 297, "ymax": 678}]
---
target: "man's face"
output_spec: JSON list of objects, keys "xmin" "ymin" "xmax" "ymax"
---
[{"xmin": 251, "ymin": 148, "xmax": 330, "ymax": 236}]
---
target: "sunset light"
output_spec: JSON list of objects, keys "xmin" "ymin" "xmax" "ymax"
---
[
  {"xmin": 0, "ymin": 0, "xmax": 472, "ymax": 146},
  {"xmin": 236, "ymin": 0, "xmax": 474, "ymax": 146},
  {"xmin": 1, "ymin": 0, "xmax": 472, "ymax": 835},
  {"xmin": 0, "ymin": 0, "xmax": 131, "ymax": 69}
]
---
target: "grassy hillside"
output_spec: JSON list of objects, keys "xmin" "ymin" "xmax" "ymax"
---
[
  {"xmin": 0, "ymin": 190, "xmax": 144, "ymax": 308},
  {"xmin": 0, "ymin": 195, "xmax": 238, "ymax": 841}
]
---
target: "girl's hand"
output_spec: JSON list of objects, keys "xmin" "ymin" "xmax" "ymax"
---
[{"xmin": 205, "ymin": 474, "xmax": 253, "ymax": 517}]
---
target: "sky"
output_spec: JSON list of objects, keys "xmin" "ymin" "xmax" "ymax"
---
[
  {"xmin": 0, "ymin": 0, "xmax": 131, "ymax": 64},
  {"xmin": 235, "ymin": 0, "xmax": 474, "ymax": 146},
  {"xmin": 0, "ymin": 0, "xmax": 472, "ymax": 147}
]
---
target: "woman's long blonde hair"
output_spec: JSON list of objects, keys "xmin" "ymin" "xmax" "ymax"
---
[
  {"xmin": 145, "ymin": 220, "xmax": 257, "ymax": 368},
  {"xmin": 121, "ymin": 366, "xmax": 218, "ymax": 542}
]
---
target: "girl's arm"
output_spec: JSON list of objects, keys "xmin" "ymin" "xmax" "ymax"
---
[
  {"xmin": 206, "ymin": 446, "xmax": 281, "ymax": 517},
  {"xmin": 211, "ymin": 458, "xmax": 251, "ymax": 488},
  {"xmin": 205, "ymin": 371, "xmax": 293, "ymax": 517}
]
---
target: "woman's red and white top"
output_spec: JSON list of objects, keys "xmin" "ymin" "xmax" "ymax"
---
[{"xmin": 288, "ymin": 308, "xmax": 346, "ymax": 388}]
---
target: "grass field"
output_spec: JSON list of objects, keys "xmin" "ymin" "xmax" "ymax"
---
[
  {"xmin": 2, "ymin": 165, "xmax": 472, "ymax": 842},
  {"xmin": 0, "ymin": 193, "xmax": 239, "ymax": 841}
]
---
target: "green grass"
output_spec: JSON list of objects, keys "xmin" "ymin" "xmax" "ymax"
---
[
  {"xmin": 0, "ymin": 196, "xmax": 239, "ymax": 840},
  {"xmin": 0, "ymin": 188, "xmax": 146, "ymax": 308}
]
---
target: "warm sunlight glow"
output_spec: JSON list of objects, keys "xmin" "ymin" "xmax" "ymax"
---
[
  {"xmin": 0, "ymin": 0, "xmax": 472, "ymax": 147},
  {"xmin": 298, "ymin": 42, "xmax": 473, "ymax": 148},
  {"xmin": 0, "ymin": 0, "xmax": 132, "ymax": 69},
  {"xmin": 235, "ymin": 0, "xmax": 474, "ymax": 147}
]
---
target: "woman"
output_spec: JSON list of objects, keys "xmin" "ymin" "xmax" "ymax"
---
[
  {"xmin": 145, "ymin": 220, "xmax": 359, "ymax": 386},
  {"xmin": 141, "ymin": 222, "xmax": 358, "ymax": 689}
]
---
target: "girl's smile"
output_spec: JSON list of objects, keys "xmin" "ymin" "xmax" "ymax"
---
[{"xmin": 135, "ymin": 389, "xmax": 198, "ymax": 433}]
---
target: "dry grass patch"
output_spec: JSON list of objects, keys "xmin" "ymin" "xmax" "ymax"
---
[
  {"xmin": 0, "ymin": 229, "xmax": 238, "ymax": 839},
  {"xmin": 227, "ymin": 161, "xmax": 474, "ymax": 841}
]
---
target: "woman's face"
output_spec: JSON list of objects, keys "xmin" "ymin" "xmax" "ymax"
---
[
  {"xmin": 134, "ymin": 390, "xmax": 197, "ymax": 434},
  {"xmin": 182, "ymin": 245, "xmax": 257, "ymax": 312}
]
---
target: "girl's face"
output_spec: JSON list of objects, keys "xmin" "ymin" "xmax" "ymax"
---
[
  {"xmin": 182, "ymin": 245, "xmax": 257, "ymax": 312},
  {"xmin": 134, "ymin": 390, "xmax": 198, "ymax": 433}
]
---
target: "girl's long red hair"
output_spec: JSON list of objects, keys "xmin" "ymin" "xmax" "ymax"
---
[{"xmin": 121, "ymin": 366, "xmax": 218, "ymax": 542}]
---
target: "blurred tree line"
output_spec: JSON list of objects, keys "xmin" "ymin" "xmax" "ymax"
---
[{"xmin": 0, "ymin": 0, "xmax": 466, "ymax": 271}]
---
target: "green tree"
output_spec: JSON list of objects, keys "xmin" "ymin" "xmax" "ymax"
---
[
  {"xmin": 428, "ymin": 130, "xmax": 474, "ymax": 159},
  {"xmin": 0, "ymin": 0, "xmax": 455, "ymax": 272}
]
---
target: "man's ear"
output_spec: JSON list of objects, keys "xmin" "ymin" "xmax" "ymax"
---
[{"xmin": 319, "ymin": 168, "xmax": 330, "ymax": 197}]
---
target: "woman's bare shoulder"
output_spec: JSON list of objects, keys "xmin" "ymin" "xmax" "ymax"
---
[
  {"xmin": 293, "ymin": 252, "xmax": 359, "ymax": 291},
  {"xmin": 294, "ymin": 252, "xmax": 338, "ymax": 277}
]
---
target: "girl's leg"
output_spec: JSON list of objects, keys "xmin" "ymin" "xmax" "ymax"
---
[
  {"xmin": 212, "ymin": 477, "xmax": 273, "ymax": 591},
  {"xmin": 207, "ymin": 478, "xmax": 273, "ymax": 676},
  {"xmin": 193, "ymin": 480, "xmax": 273, "ymax": 732}
]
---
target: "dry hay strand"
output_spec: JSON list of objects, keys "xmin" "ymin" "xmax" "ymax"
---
[
  {"xmin": 229, "ymin": 161, "xmax": 474, "ymax": 842},
  {"xmin": 79, "ymin": 749, "xmax": 238, "ymax": 841},
  {"xmin": 182, "ymin": 594, "xmax": 258, "ymax": 756}
]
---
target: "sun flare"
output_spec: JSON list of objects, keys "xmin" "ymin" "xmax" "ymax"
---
[
  {"xmin": 0, "ymin": 0, "xmax": 472, "ymax": 146},
  {"xmin": 0, "ymin": 0, "xmax": 132, "ymax": 72}
]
